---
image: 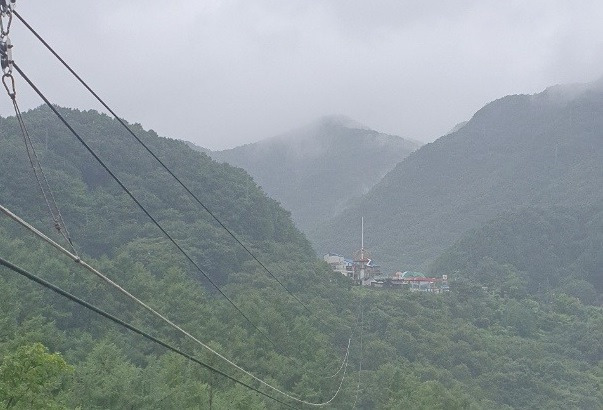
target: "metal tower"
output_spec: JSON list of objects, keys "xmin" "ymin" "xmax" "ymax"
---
[{"xmin": 353, "ymin": 217, "xmax": 371, "ymax": 284}]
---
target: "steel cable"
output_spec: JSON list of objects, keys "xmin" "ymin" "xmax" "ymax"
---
[{"xmin": 6, "ymin": 91, "xmax": 77, "ymax": 255}]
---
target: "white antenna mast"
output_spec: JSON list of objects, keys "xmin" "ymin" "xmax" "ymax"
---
[{"xmin": 361, "ymin": 217, "xmax": 364, "ymax": 259}]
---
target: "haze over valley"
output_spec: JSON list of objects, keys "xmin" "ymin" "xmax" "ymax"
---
[{"xmin": 208, "ymin": 115, "xmax": 420, "ymax": 234}]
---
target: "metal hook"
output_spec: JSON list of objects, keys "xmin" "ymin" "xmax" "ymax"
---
[
  {"xmin": 2, "ymin": 72, "xmax": 15, "ymax": 98},
  {"xmin": 0, "ymin": 0, "xmax": 14, "ymax": 37},
  {"xmin": 0, "ymin": 12, "xmax": 11, "ymax": 37}
]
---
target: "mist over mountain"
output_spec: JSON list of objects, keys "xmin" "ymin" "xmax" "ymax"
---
[
  {"xmin": 446, "ymin": 121, "xmax": 469, "ymax": 135},
  {"xmin": 209, "ymin": 116, "xmax": 421, "ymax": 234},
  {"xmin": 183, "ymin": 140, "xmax": 211, "ymax": 154},
  {"xmin": 314, "ymin": 82, "xmax": 603, "ymax": 272}
]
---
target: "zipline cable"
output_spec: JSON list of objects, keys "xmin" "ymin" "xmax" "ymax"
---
[
  {"xmin": 324, "ymin": 345, "xmax": 348, "ymax": 379},
  {"xmin": 0, "ymin": 255, "xmax": 297, "ymax": 410},
  {"xmin": 0, "ymin": 202, "xmax": 353, "ymax": 407},
  {"xmin": 12, "ymin": 61, "xmax": 281, "ymax": 353},
  {"xmin": 319, "ymin": 337, "xmax": 351, "ymax": 407},
  {"xmin": 13, "ymin": 9, "xmax": 330, "ymax": 329}
]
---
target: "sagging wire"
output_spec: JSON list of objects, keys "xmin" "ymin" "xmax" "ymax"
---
[
  {"xmin": 1, "ymin": 8, "xmax": 355, "ymax": 387},
  {"xmin": 0, "ymin": 1, "xmax": 77, "ymax": 256}
]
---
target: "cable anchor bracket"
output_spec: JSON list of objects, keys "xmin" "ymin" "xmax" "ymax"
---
[
  {"xmin": 0, "ymin": 0, "xmax": 16, "ymax": 14},
  {"xmin": 0, "ymin": 35, "xmax": 13, "ymax": 75},
  {"xmin": 0, "ymin": 34, "xmax": 14, "ymax": 99}
]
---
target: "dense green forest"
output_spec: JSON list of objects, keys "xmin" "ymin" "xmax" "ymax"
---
[
  {"xmin": 430, "ymin": 206, "xmax": 603, "ymax": 304},
  {"xmin": 1, "ymin": 107, "xmax": 601, "ymax": 408},
  {"xmin": 314, "ymin": 83, "xmax": 603, "ymax": 272},
  {"xmin": 210, "ymin": 116, "xmax": 419, "ymax": 234}
]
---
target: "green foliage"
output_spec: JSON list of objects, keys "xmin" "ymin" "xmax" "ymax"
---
[
  {"xmin": 430, "ymin": 206, "xmax": 603, "ymax": 303},
  {"xmin": 0, "ymin": 224, "xmax": 601, "ymax": 408},
  {"xmin": 0, "ymin": 343, "xmax": 72, "ymax": 409},
  {"xmin": 69, "ymin": 342, "xmax": 142, "ymax": 409}
]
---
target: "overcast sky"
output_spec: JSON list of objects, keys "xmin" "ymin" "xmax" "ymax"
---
[{"xmin": 3, "ymin": 1, "xmax": 603, "ymax": 149}]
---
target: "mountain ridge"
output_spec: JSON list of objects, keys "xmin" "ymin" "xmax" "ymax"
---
[
  {"xmin": 209, "ymin": 116, "xmax": 421, "ymax": 234},
  {"xmin": 313, "ymin": 82, "xmax": 603, "ymax": 272}
]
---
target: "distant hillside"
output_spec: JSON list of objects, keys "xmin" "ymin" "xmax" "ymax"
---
[
  {"xmin": 314, "ymin": 82, "xmax": 603, "ymax": 272},
  {"xmin": 209, "ymin": 116, "xmax": 420, "ymax": 233},
  {"xmin": 429, "ymin": 206, "xmax": 603, "ymax": 304}
]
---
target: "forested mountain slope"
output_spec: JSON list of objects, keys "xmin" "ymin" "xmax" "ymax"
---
[
  {"xmin": 2, "ymin": 225, "xmax": 601, "ymax": 409},
  {"xmin": 210, "ymin": 116, "xmax": 420, "ymax": 234},
  {"xmin": 0, "ymin": 106, "xmax": 311, "ymax": 285},
  {"xmin": 0, "ymin": 106, "xmax": 356, "ymax": 407},
  {"xmin": 430, "ymin": 206, "xmax": 603, "ymax": 304},
  {"xmin": 0, "ymin": 106, "xmax": 601, "ymax": 409},
  {"xmin": 314, "ymin": 82, "xmax": 603, "ymax": 271}
]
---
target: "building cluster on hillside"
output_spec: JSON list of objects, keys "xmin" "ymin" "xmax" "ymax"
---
[
  {"xmin": 323, "ymin": 252, "xmax": 381, "ymax": 285},
  {"xmin": 323, "ymin": 253, "xmax": 449, "ymax": 292},
  {"xmin": 370, "ymin": 271, "xmax": 449, "ymax": 292},
  {"xmin": 326, "ymin": 218, "xmax": 449, "ymax": 292}
]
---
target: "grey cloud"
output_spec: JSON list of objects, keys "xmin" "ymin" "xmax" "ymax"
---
[{"xmin": 3, "ymin": 1, "xmax": 603, "ymax": 149}]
